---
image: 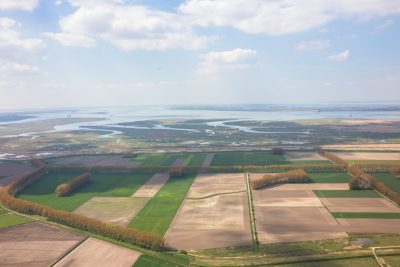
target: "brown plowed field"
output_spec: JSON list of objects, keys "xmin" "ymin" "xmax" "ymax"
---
[
  {"xmin": 164, "ymin": 173, "xmax": 251, "ymax": 249},
  {"xmin": 338, "ymin": 218, "xmax": 400, "ymax": 233},
  {"xmin": 74, "ymin": 197, "xmax": 149, "ymax": 226},
  {"xmin": 0, "ymin": 222, "xmax": 85, "ymax": 267},
  {"xmin": 54, "ymin": 237, "xmax": 141, "ymax": 267},
  {"xmin": 333, "ymin": 152, "xmax": 400, "ymax": 161},
  {"xmin": 132, "ymin": 173, "xmax": 169, "ymax": 198},
  {"xmin": 321, "ymin": 198, "xmax": 400, "ymax": 213}
]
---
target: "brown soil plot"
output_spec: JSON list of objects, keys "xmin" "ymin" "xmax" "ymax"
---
[
  {"xmin": 338, "ymin": 218, "xmax": 400, "ymax": 233},
  {"xmin": 54, "ymin": 237, "xmax": 141, "ymax": 267},
  {"xmin": 74, "ymin": 197, "xmax": 149, "ymax": 226},
  {"xmin": 164, "ymin": 173, "xmax": 252, "ymax": 249},
  {"xmin": 253, "ymin": 190, "xmax": 323, "ymax": 207},
  {"xmin": 333, "ymin": 152, "xmax": 400, "ymax": 161},
  {"xmin": 0, "ymin": 222, "xmax": 85, "ymax": 267},
  {"xmin": 321, "ymin": 198, "xmax": 400, "ymax": 213},
  {"xmin": 284, "ymin": 152, "xmax": 327, "ymax": 161},
  {"xmin": 132, "ymin": 173, "xmax": 169, "ymax": 198}
]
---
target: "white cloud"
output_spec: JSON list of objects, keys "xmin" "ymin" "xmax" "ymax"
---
[
  {"xmin": 44, "ymin": 32, "xmax": 95, "ymax": 47},
  {"xmin": 0, "ymin": 61, "xmax": 40, "ymax": 75},
  {"xmin": 328, "ymin": 50, "xmax": 350, "ymax": 61},
  {"xmin": 0, "ymin": 17, "xmax": 46, "ymax": 57},
  {"xmin": 180, "ymin": 0, "xmax": 400, "ymax": 35},
  {"xmin": 296, "ymin": 40, "xmax": 330, "ymax": 51},
  {"xmin": 197, "ymin": 48, "xmax": 257, "ymax": 75},
  {"xmin": 0, "ymin": 0, "xmax": 39, "ymax": 11},
  {"xmin": 373, "ymin": 19, "xmax": 394, "ymax": 32},
  {"xmin": 52, "ymin": 3, "xmax": 213, "ymax": 50}
]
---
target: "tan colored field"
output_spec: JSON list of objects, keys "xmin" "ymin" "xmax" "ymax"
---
[
  {"xmin": 0, "ymin": 222, "xmax": 85, "ymax": 267},
  {"xmin": 200, "ymin": 153, "xmax": 214, "ymax": 169},
  {"xmin": 284, "ymin": 152, "xmax": 327, "ymax": 161},
  {"xmin": 321, "ymin": 144, "xmax": 400, "ymax": 151},
  {"xmin": 338, "ymin": 218, "xmax": 400, "ymax": 233},
  {"xmin": 342, "ymin": 119, "xmax": 394, "ymax": 125},
  {"xmin": 55, "ymin": 237, "xmax": 141, "ymax": 267},
  {"xmin": 0, "ymin": 162, "xmax": 34, "ymax": 187},
  {"xmin": 250, "ymin": 181, "xmax": 349, "ymax": 191},
  {"xmin": 188, "ymin": 173, "xmax": 246, "ymax": 198},
  {"xmin": 333, "ymin": 152, "xmax": 400, "ymax": 161},
  {"xmin": 74, "ymin": 197, "xmax": 149, "ymax": 226},
  {"xmin": 253, "ymin": 190, "xmax": 323, "ymax": 207},
  {"xmin": 321, "ymin": 198, "xmax": 400, "ymax": 213},
  {"xmin": 253, "ymin": 184, "xmax": 348, "ymax": 244},
  {"xmin": 256, "ymin": 206, "xmax": 347, "ymax": 244},
  {"xmin": 164, "ymin": 173, "xmax": 251, "ymax": 249},
  {"xmin": 52, "ymin": 155, "xmax": 142, "ymax": 168},
  {"xmin": 132, "ymin": 173, "xmax": 169, "ymax": 197}
]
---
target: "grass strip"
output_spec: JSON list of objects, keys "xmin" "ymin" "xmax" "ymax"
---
[{"xmin": 332, "ymin": 212, "xmax": 400, "ymax": 219}]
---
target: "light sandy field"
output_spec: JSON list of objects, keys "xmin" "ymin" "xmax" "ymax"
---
[
  {"xmin": 253, "ymin": 184, "xmax": 348, "ymax": 244},
  {"xmin": 255, "ymin": 206, "xmax": 347, "ymax": 244},
  {"xmin": 284, "ymin": 152, "xmax": 327, "ymax": 161},
  {"xmin": 338, "ymin": 218, "xmax": 400, "ymax": 233},
  {"xmin": 254, "ymin": 182, "xmax": 349, "ymax": 191},
  {"xmin": 132, "ymin": 173, "xmax": 169, "ymax": 197},
  {"xmin": 0, "ymin": 162, "xmax": 34, "ymax": 187},
  {"xmin": 321, "ymin": 198, "xmax": 400, "ymax": 213},
  {"xmin": 52, "ymin": 155, "xmax": 142, "ymax": 168},
  {"xmin": 188, "ymin": 173, "xmax": 246, "ymax": 198},
  {"xmin": 170, "ymin": 158, "xmax": 186, "ymax": 167},
  {"xmin": 321, "ymin": 144, "xmax": 400, "ymax": 151},
  {"xmin": 342, "ymin": 119, "xmax": 395, "ymax": 125},
  {"xmin": 200, "ymin": 153, "xmax": 214, "ymax": 171},
  {"xmin": 74, "ymin": 197, "xmax": 149, "ymax": 226},
  {"xmin": 0, "ymin": 222, "xmax": 85, "ymax": 267},
  {"xmin": 333, "ymin": 152, "xmax": 400, "ymax": 161},
  {"xmin": 55, "ymin": 237, "xmax": 141, "ymax": 267},
  {"xmin": 253, "ymin": 190, "xmax": 323, "ymax": 207},
  {"xmin": 164, "ymin": 173, "xmax": 251, "ymax": 249}
]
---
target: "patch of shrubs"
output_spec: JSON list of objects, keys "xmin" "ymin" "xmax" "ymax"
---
[
  {"xmin": 55, "ymin": 172, "xmax": 91, "ymax": 197},
  {"xmin": 251, "ymin": 169, "xmax": 310, "ymax": 190}
]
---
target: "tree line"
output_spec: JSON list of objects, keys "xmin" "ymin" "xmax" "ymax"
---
[
  {"xmin": 251, "ymin": 169, "xmax": 310, "ymax": 190},
  {"xmin": 55, "ymin": 172, "xmax": 91, "ymax": 197},
  {"xmin": 0, "ymin": 160, "xmax": 164, "ymax": 251}
]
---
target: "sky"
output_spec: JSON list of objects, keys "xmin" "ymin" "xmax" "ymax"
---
[{"xmin": 0, "ymin": 0, "xmax": 400, "ymax": 110}]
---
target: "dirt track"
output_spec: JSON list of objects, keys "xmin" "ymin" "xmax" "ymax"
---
[
  {"xmin": 54, "ymin": 237, "xmax": 141, "ymax": 267},
  {"xmin": 0, "ymin": 222, "xmax": 85, "ymax": 267}
]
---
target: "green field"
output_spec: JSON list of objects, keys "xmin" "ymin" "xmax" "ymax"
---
[
  {"xmin": 314, "ymin": 190, "xmax": 382, "ymax": 198},
  {"xmin": 279, "ymin": 257, "xmax": 377, "ymax": 267},
  {"xmin": 373, "ymin": 172, "xmax": 400, "ymax": 193},
  {"xmin": 183, "ymin": 153, "xmax": 207, "ymax": 167},
  {"xmin": 332, "ymin": 212, "xmax": 400, "ymax": 219},
  {"xmin": 133, "ymin": 255, "xmax": 180, "ymax": 267},
  {"xmin": 0, "ymin": 207, "xmax": 31, "ymax": 228},
  {"xmin": 128, "ymin": 174, "xmax": 195, "ymax": 236},
  {"xmin": 309, "ymin": 172, "xmax": 352, "ymax": 183},
  {"xmin": 18, "ymin": 172, "xmax": 152, "ymax": 211},
  {"xmin": 211, "ymin": 151, "xmax": 288, "ymax": 166}
]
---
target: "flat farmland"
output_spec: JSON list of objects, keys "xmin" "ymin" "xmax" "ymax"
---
[
  {"xmin": 0, "ymin": 222, "xmax": 85, "ymax": 267},
  {"xmin": 211, "ymin": 151, "xmax": 288, "ymax": 166},
  {"xmin": 55, "ymin": 237, "xmax": 141, "ymax": 267},
  {"xmin": 0, "ymin": 162, "xmax": 34, "ymax": 187},
  {"xmin": 49, "ymin": 155, "xmax": 142, "ymax": 168},
  {"xmin": 333, "ymin": 152, "xmax": 400, "ymax": 161},
  {"xmin": 128, "ymin": 175, "xmax": 196, "ymax": 235},
  {"xmin": 338, "ymin": 218, "xmax": 400, "ymax": 233},
  {"xmin": 284, "ymin": 151, "xmax": 328, "ymax": 163},
  {"xmin": 19, "ymin": 172, "xmax": 152, "ymax": 211},
  {"xmin": 373, "ymin": 172, "xmax": 400, "ymax": 193},
  {"xmin": 314, "ymin": 190, "xmax": 382, "ymax": 198},
  {"xmin": 0, "ymin": 207, "xmax": 31, "ymax": 228},
  {"xmin": 308, "ymin": 172, "xmax": 352, "ymax": 183},
  {"xmin": 132, "ymin": 173, "xmax": 169, "ymax": 198},
  {"xmin": 74, "ymin": 197, "xmax": 149, "ymax": 226},
  {"xmin": 321, "ymin": 198, "xmax": 400, "ymax": 213},
  {"xmin": 252, "ymin": 184, "xmax": 347, "ymax": 244},
  {"xmin": 164, "ymin": 173, "xmax": 252, "ymax": 249}
]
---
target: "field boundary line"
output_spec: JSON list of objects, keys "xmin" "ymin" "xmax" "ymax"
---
[
  {"xmin": 246, "ymin": 172, "xmax": 258, "ymax": 248},
  {"xmin": 187, "ymin": 190, "xmax": 246, "ymax": 200},
  {"xmin": 49, "ymin": 236, "xmax": 89, "ymax": 267}
]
